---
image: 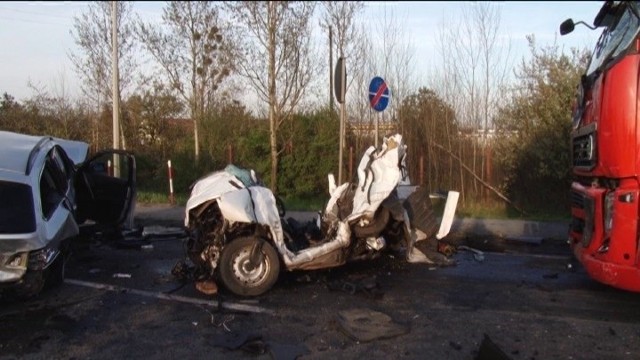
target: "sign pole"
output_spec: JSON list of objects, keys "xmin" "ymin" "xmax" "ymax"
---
[
  {"xmin": 339, "ymin": 100, "xmax": 345, "ymax": 184},
  {"xmin": 375, "ymin": 112, "xmax": 379, "ymax": 148},
  {"xmin": 335, "ymin": 56, "xmax": 346, "ymax": 184},
  {"xmin": 368, "ymin": 76, "xmax": 390, "ymax": 149}
]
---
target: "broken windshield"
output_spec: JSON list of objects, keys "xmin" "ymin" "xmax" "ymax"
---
[{"xmin": 587, "ymin": 2, "xmax": 640, "ymax": 76}]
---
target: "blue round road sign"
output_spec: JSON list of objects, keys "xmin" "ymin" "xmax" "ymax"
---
[{"xmin": 368, "ymin": 76, "xmax": 390, "ymax": 112}]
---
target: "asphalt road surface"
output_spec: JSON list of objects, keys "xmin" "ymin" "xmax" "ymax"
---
[{"xmin": 1, "ymin": 214, "xmax": 639, "ymax": 360}]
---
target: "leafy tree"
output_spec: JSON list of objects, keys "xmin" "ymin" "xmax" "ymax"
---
[
  {"xmin": 494, "ymin": 35, "xmax": 589, "ymax": 213},
  {"xmin": 0, "ymin": 93, "xmax": 28, "ymax": 133},
  {"xmin": 70, "ymin": 1, "xmax": 138, "ymax": 104},
  {"xmin": 200, "ymin": 98, "xmax": 258, "ymax": 165},
  {"xmin": 125, "ymin": 83, "xmax": 184, "ymax": 156},
  {"xmin": 23, "ymin": 90, "xmax": 91, "ymax": 141},
  {"xmin": 69, "ymin": 1, "xmax": 138, "ymax": 149},
  {"xmin": 278, "ymin": 107, "xmax": 339, "ymax": 198},
  {"xmin": 399, "ymin": 87, "xmax": 459, "ymax": 190},
  {"xmin": 137, "ymin": 1, "xmax": 233, "ymax": 161},
  {"xmin": 225, "ymin": 1, "xmax": 318, "ymax": 194},
  {"xmin": 319, "ymin": 1, "xmax": 365, "ymax": 110}
]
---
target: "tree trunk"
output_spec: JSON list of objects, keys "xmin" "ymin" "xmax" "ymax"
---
[{"xmin": 268, "ymin": 3, "xmax": 278, "ymax": 194}]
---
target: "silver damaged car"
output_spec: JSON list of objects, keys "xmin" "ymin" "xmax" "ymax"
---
[{"xmin": 0, "ymin": 131, "xmax": 135, "ymax": 298}]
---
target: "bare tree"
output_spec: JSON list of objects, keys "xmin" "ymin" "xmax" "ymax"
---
[
  {"xmin": 69, "ymin": 1, "xmax": 138, "ymax": 149},
  {"xmin": 433, "ymin": 2, "xmax": 512, "ymax": 204},
  {"xmin": 137, "ymin": 1, "xmax": 233, "ymax": 161},
  {"xmin": 349, "ymin": 4, "xmax": 418, "ymax": 148},
  {"xmin": 319, "ymin": 1, "xmax": 364, "ymax": 181},
  {"xmin": 225, "ymin": 1, "xmax": 317, "ymax": 193}
]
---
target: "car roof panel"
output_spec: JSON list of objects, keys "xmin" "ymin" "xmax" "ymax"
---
[{"xmin": 0, "ymin": 131, "xmax": 89, "ymax": 174}]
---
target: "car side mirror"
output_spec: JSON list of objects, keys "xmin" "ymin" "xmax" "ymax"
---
[{"xmin": 560, "ymin": 19, "xmax": 575, "ymax": 35}]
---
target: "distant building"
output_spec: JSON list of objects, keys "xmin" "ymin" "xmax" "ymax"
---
[
  {"xmin": 348, "ymin": 120, "xmax": 398, "ymax": 139},
  {"xmin": 458, "ymin": 128, "xmax": 497, "ymax": 147}
]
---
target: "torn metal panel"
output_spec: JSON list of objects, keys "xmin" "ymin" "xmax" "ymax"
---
[
  {"xmin": 218, "ymin": 189, "xmax": 255, "ymax": 224},
  {"xmin": 350, "ymin": 135, "xmax": 405, "ymax": 222},
  {"xmin": 436, "ymin": 191, "xmax": 460, "ymax": 240},
  {"xmin": 184, "ymin": 171, "xmax": 245, "ymax": 226},
  {"xmin": 284, "ymin": 221, "xmax": 351, "ymax": 268}
]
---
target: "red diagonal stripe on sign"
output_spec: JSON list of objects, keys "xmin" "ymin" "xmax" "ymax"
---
[{"xmin": 370, "ymin": 81, "xmax": 387, "ymax": 107}]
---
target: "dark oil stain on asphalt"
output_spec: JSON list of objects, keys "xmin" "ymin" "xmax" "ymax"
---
[{"xmin": 0, "ymin": 306, "xmax": 77, "ymax": 356}]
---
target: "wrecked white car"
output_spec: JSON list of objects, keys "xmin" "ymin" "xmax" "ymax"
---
[
  {"xmin": 0, "ymin": 131, "xmax": 136, "ymax": 298},
  {"xmin": 183, "ymin": 134, "xmax": 459, "ymax": 296}
]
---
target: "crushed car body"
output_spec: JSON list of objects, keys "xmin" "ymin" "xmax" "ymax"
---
[
  {"xmin": 184, "ymin": 134, "xmax": 459, "ymax": 296},
  {"xmin": 0, "ymin": 131, "xmax": 136, "ymax": 298}
]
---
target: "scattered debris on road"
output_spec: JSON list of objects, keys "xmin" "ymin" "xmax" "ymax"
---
[
  {"xmin": 63, "ymin": 278, "xmax": 275, "ymax": 315},
  {"xmin": 112, "ymin": 273, "xmax": 132, "ymax": 279},
  {"xmin": 211, "ymin": 332, "xmax": 310, "ymax": 359},
  {"xmin": 458, "ymin": 245, "xmax": 485, "ymax": 262},
  {"xmin": 327, "ymin": 276, "xmax": 384, "ymax": 299},
  {"xmin": 337, "ymin": 308, "xmax": 409, "ymax": 342}
]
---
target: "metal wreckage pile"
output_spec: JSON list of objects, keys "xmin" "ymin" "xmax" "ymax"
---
[{"xmin": 173, "ymin": 134, "xmax": 460, "ymax": 296}]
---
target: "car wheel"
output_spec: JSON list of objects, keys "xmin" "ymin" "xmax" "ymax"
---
[
  {"xmin": 353, "ymin": 206, "xmax": 390, "ymax": 238},
  {"xmin": 219, "ymin": 237, "xmax": 280, "ymax": 296},
  {"xmin": 13, "ymin": 270, "xmax": 45, "ymax": 300},
  {"xmin": 45, "ymin": 253, "xmax": 66, "ymax": 289}
]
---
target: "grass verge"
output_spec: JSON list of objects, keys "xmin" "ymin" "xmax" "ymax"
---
[{"xmin": 136, "ymin": 190, "xmax": 569, "ymax": 222}]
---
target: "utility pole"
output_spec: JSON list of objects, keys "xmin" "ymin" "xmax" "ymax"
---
[
  {"xmin": 111, "ymin": 1, "xmax": 120, "ymax": 152},
  {"xmin": 329, "ymin": 26, "xmax": 334, "ymax": 110}
]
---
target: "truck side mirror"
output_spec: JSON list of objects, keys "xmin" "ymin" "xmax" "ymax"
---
[{"xmin": 560, "ymin": 19, "xmax": 575, "ymax": 35}]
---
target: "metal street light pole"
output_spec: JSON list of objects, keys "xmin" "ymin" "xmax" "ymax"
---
[{"xmin": 111, "ymin": 0, "xmax": 120, "ymax": 153}]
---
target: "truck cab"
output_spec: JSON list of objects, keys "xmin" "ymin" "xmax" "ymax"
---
[{"xmin": 562, "ymin": 1, "xmax": 640, "ymax": 291}]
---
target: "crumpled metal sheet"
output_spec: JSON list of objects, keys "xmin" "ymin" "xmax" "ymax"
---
[{"xmin": 403, "ymin": 187, "xmax": 439, "ymax": 239}]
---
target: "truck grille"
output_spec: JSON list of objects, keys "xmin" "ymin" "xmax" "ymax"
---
[
  {"xmin": 573, "ymin": 133, "xmax": 595, "ymax": 168},
  {"xmin": 571, "ymin": 190, "xmax": 584, "ymax": 209}
]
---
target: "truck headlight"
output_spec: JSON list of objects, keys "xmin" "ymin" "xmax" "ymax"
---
[{"xmin": 604, "ymin": 191, "xmax": 615, "ymax": 234}]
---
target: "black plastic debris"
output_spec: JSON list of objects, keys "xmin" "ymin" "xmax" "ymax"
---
[
  {"xmin": 212, "ymin": 332, "xmax": 309, "ymax": 360},
  {"xmin": 327, "ymin": 276, "xmax": 384, "ymax": 299},
  {"xmin": 475, "ymin": 334, "xmax": 511, "ymax": 360}
]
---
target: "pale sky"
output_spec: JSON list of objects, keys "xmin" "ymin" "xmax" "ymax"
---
[{"xmin": 0, "ymin": 1, "xmax": 603, "ymax": 103}]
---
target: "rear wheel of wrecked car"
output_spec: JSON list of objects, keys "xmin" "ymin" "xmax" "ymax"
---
[
  {"xmin": 219, "ymin": 237, "xmax": 280, "ymax": 296},
  {"xmin": 353, "ymin": 206, "xmax": 390, "ymax": 238}
]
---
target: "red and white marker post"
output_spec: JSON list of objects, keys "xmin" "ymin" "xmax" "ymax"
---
[{"xmin": 167, "ymin": 160, "xmax": 175, "ymax": 204}]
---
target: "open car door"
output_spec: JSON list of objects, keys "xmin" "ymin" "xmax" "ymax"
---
[{"xmin": 75, "ymin": 150, "xmax": 136, "ymax": 227}]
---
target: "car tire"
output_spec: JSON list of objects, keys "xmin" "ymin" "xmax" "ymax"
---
[
  {"xmin": 219, "ymin": 237, "xmax": 280, "ymax": 296},
  {"xmin": 45, "ymin": 253, "xmax": 66, "ymax": 289},
  {"xmin": 353, "ymin": 206, "xmax": 391, "ymax": 238},
  {"xmin": 13, "ymin": 270, "xmax": 45, "ymax": 300}
]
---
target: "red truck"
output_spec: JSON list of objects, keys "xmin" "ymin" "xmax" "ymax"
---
[{"xmin": 561, "ymin": 1, "xmax": 640, "ymax": 291}]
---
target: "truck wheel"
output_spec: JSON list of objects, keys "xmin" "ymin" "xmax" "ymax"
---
[{"xmin": 219, "ymin": 237, "xmax": 280, "ymax": 296}]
